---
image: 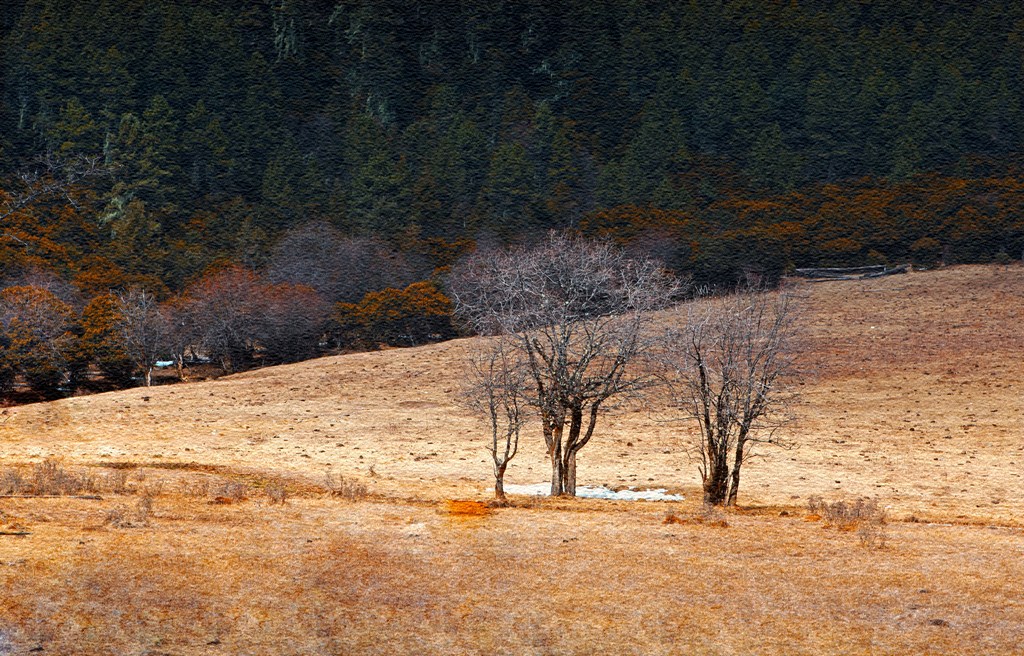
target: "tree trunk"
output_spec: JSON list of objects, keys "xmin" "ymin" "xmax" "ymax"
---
[
  {"xmin": 549, "ymin": 430, "xmax": 564, "ymax": 496},
  {"xmin": 703, "ymin": 471, "xmax": 729, "ymax": 505},
  {"xmin": 144, "ymin": 366, "xmax": 153, "ymax": 387},
  {"xmin": 703, "ymin": 442, "xmax": 730, "ymax": 505},
  {"xmin": 726, "ymin": 468, "xmax": 740, "ymax": 506},
  {"xmin": 563, "ymin": 450, "xmax": 577, "ymax": 496},
  {"xmin": 494, "ymin": 463, "xmax": 507, "ymax": 501},
  {"xmin": 726, "ymin": 439, "xmax": 746, "ymax": 506},
  {"xmin": 560, "ymin": 407, "xmax": 583, "ymax": 496}
]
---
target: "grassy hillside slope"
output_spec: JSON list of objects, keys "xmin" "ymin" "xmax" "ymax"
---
[
  {"xmin": 0, "ymin": 264, "xmax": 1022, "ymax": 655},
  {"xmin": 2, "ymin": 264, "xmax": 1021, "ymax": 521}
]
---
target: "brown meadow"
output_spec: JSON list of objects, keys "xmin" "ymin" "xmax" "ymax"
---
[{"xmin": 1, "ymin": 264, "xmax": 1022, "ymax": 654}]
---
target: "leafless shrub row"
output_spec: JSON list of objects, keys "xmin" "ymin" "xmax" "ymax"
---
[
  {"xmin": 0, "ymin": 460, "xmax": 98, "ymax": 496},
  {"xmin": 0, "ymin": 461, "xmax": 169, "ymax": 498}
]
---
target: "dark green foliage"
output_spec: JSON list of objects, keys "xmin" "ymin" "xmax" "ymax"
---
[
  {"xmin": 693, "ymin": 230, "xmax": 791, "ymax": 289},
  {"xmin": 910, "ymin": 237, "xmax": 943, "ymax": 268}
]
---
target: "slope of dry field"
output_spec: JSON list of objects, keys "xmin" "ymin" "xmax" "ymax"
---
[{"xmin": 0, "ymin": 264, "xmax": 1022, "ymax": 655}]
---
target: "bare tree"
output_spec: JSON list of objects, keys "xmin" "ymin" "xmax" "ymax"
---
[
  {"xmin": 182, "ymin": 266, "xmax": 263, "ymax": 372},
  {"xmin": 1, "ymin": 153, "xmax": 108, "ymax": 245},
  {"xmin": 116, "ymin": 288, "xmax": 171, "ymax": 387},
  {"xmin": 266, "ymin": 222, "xmax": 426, "ymax": 304},
  {"xmin": 255, "ymin": 282, "xmax": 330, "ymax": 364},
  {"xmin": 449, "ymin": 232, "xmax": 679, "ymax": 496},
  {"xmin": 463, "ymin": 338, "xmax": 529, "ymax": 501},
  {"xmin": 162, "ymin": 296, "xmax": 196, "ymax": 382},
  {"xmin": 663, "ymin": 288, "xmax": 797, "ymax": 506},
  {"xmin": 1, "ymin": 268, "xmax": 83, "ymax": 309}
]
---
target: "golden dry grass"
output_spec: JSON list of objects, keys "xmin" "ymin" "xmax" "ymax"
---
[{"xmin": 0, "ymin": 263, "xmax": 1022, "ymax": 654}]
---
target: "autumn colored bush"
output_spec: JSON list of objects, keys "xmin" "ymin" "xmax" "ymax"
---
[
  {"xmin": 0, "ymin": 285, "xmax": 82, "ymax": 397},
  {"xmin": 333, "ymin": 279, "xmax": 455, "ymax": 348},
  {"xmin": 580, "ymin": 174, "xmax": 1024, "ymax": 283},
  {"xmin": 80, "ymin": 293, "xmax": 135, "ymax": 387}
]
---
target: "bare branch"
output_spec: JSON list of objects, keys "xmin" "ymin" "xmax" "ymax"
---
[
  {"xmin": 1, "ymin": 153, "xmax": 109, "ymax": 223},
  {"xmin": 116, "ymin": 287, "xmax": 172, "ymax": 387},
  {"xmin": 462, "ymin": 336, "xmax": 530, "ymax": 500}
]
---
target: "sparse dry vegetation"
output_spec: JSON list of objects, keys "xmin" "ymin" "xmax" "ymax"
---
[
  {"xmin": 808, "ymin": 495, "xmax": 889, "ymax": 547},
  {"xmin": 104, "ymin": 495, "xmax": 153, "ymax": 528},
  {"xmin": 0, "ymin": 459, "xmax": 99, "ymax": 497},
  {"xmin": 212, "ymin": 480, "xmax": 248, "ymax": 503},
  {"xmin": 323, "ymin": 471, "xmax": 369, "ymax": 500},
  {"xmin": 265, "ymin": 482, "xmax": 288, "ymax": 505},
  {"xmin": 0, "ymin": 265, "xmax": 1022, "ymax": 654}
]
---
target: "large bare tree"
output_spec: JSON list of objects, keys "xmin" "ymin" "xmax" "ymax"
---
[
  {"xmin": 663, "ymin": 288, "xmax": 797, "ymax": 506},
  {"xmin": 266, "ymin": 222, "xmax": 426, "ymax": 304},
  {"xmin": 449, "ymin": 233, "xmax": 679, "ymax": 496}
]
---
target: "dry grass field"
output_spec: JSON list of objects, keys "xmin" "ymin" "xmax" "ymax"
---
[{"xmin": 0, "ymin": 264, "xmax": 1022, "ymax": 655}]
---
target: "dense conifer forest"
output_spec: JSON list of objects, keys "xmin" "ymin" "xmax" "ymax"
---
[{"xmin": 1, "ymin": 0, "xmax": 1023, "ymax": 395}]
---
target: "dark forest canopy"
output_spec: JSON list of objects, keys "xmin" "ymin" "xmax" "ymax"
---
[{"xmin": 1, "ymin": 0, "xmax": 1023, "ymax": 295}]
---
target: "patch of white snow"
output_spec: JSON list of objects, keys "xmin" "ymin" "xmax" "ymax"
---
[{"xmin": 497, "ymin": 482, "xmax": 683, "ymax": 501}]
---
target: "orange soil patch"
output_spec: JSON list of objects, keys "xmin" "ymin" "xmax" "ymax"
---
[{"xmin": 445, "ymin": 499, "xmax": 491, "ymax": 516}]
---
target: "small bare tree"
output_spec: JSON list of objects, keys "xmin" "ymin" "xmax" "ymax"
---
[
  {"xmin": 463, "ymin": 338, "xmax": 529, "ymax": 501},
  {"xmin": 663, "ymin": 288, "xmax": 797, "ymax": 506},
  {"xmin": 116, "ymin": 288, "xmax": 171, "ymax": 387},
  {"xmin": 449, "ymin": 232, "xmax": 679, "ymax": 496}
]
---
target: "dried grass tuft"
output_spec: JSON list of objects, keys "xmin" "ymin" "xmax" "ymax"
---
[
  {"xmin": 105, "ymin": 495, "xmax": 154, "ymax": 528},
  {"xmin": 324, "ymin": 471, "xmax": 368, "ymax": 500},
  {"xmin": 33, "ymin": 459, "xmax": 98, "ymax": 495},
  {"xmin": 106, "ymin": 469, "xmax": 129, "ymax": 495},
  {"xmin": 0, "ymin": 468, "xmax": 25, "ymax": 494},
  {"xmin": 663, "ymin": 506, "xmax": 729, "ymax": 528},
  {"xmin": 266, "ymin": 483, "xmax": 288, "ymax": 505},
  {"xmin": 213, "ymin": 480, "xmax": 248, "ymax": 503},
  {"xmin": 807, "ymin": 495, "xmax": 888, "ymax": 547}
]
